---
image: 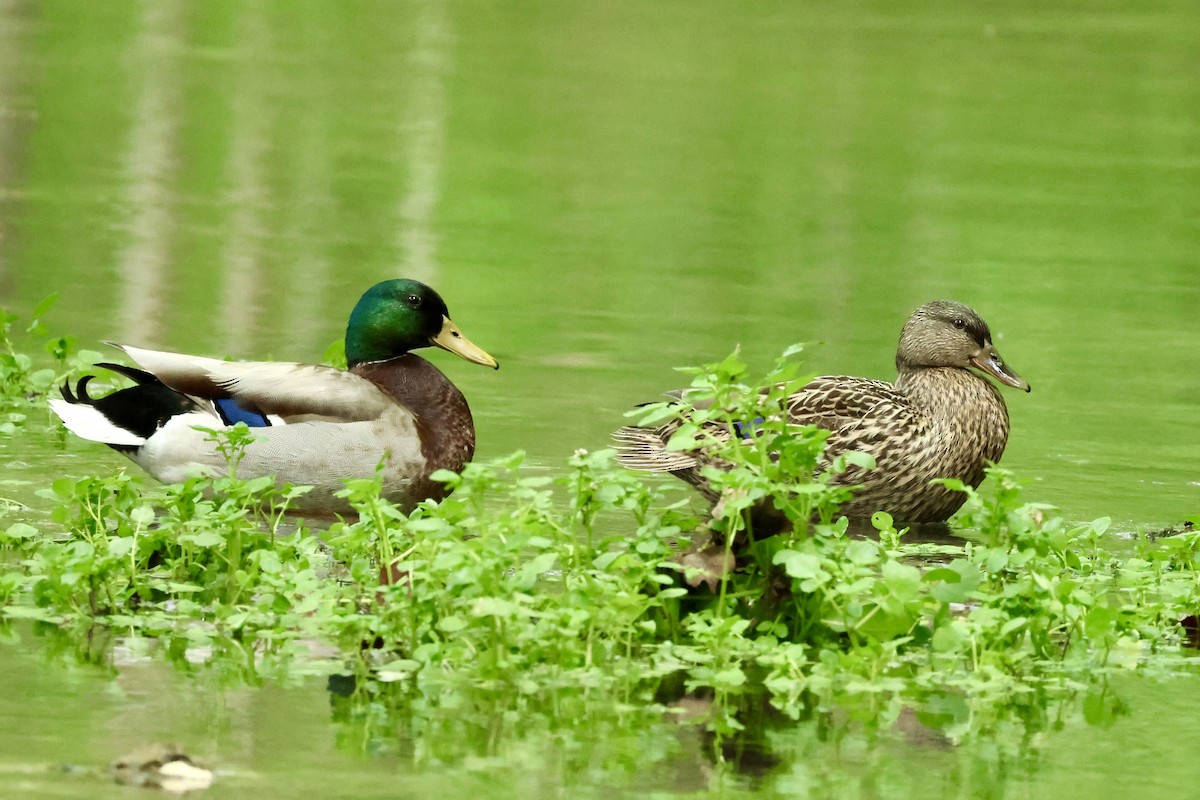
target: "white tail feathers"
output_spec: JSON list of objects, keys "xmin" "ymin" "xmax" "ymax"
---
[{"xmin": 48, "ymin": 399, "xmax": 146, "ymax": 447}]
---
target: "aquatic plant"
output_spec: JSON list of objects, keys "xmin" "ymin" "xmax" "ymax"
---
[
  {"xmin": 1, "ymin": 333, "xmax": 1198, "ymax": 748},
  {"xmin": 0, "ymin": 298, "xmax": 103, "ymax": 425}
]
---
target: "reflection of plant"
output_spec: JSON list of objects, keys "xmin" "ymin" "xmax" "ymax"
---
[{"xmin": 2, "ymin": 337, "xmax": 1198, "ymax": 749}]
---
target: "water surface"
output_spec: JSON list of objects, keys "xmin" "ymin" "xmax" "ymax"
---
[{"xmin": 1, "ymin": 1, "xmax": 1199, "ymax": 798}]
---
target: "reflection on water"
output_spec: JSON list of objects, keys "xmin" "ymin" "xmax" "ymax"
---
[
  {"xmin": 395, "ymin": 0, "xmax": 450, "ymax": 285},
  {"xmin": 0, "ymin": 618, "xmax": 1161, "ymax": 800},
  {"xmin": 114, "ymin": 0, "xmax": 183, "ymax": 346},
  {"xmin": 0, "ymin": 0, "xmax": 31, "ymax": 296},
  {"xmin": 215, "ymin": 2, "xmax": 272, "ymax": 354},
  {"xmin": 1, "ymin": 2, "xmax": 1200, "ymax": 798}
]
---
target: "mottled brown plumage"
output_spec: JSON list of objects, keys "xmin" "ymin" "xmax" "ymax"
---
[{"xmin": 613, "ymin": 300, "xmax": 1030, "ymax": 524}]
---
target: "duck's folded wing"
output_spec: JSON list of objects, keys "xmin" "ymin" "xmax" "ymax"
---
[
  {"xmin": 611, "ymin": 424, "xmax": 702, "ymax": 471},
  {"xmin": 788, "ymin": 376, "xmax": 923, "ymax": 441},
  {"xmin": 115, "ymin": 345, "xmax": 394, "ymax": 423}
]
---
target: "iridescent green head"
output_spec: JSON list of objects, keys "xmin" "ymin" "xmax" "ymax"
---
[{"xmin": 344, "ymin": 279, "xmax": 498, "ymax": 369}]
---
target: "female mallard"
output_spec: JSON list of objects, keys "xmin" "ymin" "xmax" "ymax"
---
[
  {"xmin": 613, "ymin": 300, "xmax": 1030, "ymax": 524},
  {"xmin": 49, "ymin": 279, "xmax": 498, "ymax": 513}
]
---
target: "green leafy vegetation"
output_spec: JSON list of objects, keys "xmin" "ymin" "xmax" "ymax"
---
[
  {"xmin": 0, "ymin": 298, "xmax": 103, "ymax": 430},
  {"xmin": 1, "ymin": 314, "xmax": 1199, "ymax": 754}
]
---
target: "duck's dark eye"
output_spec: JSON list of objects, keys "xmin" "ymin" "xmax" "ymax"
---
[
  {"xmin": 952, "ymin": 318, "xmax": 966, "ymax": 329},
  {"xmin": 407, "ymin": 294, "xmax": 422, "ymax": 307}
]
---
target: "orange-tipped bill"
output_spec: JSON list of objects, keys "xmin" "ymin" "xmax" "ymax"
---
[
  {"xmin": 432, "ymin": 316, "xmax": 499, "ymax": 369},
  {"xmin": 970, "ymin": 344, "xmax": 1029, "ymax": 392}
]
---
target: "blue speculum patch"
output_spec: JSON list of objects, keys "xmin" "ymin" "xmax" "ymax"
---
[
  {"xmin": 214, "ymin": 398, "xmax": 271, "ymax": 427},
  {"xmin": 733, "ymin": 417, "xmax": 766, "ymax": 438}
]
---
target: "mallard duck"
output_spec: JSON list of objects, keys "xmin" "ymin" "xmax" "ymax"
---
[
  {"xmin": 613, "ymin": 300, "xmax": 1030, "ymax": 524},
  {"xmin": 49, "ymin": 279, "xmax": 498, "ymax": 513}
]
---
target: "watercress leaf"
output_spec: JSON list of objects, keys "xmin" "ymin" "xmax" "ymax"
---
[
  {"xmin": 881, "ymin": 559, "xmax": 921, "ymax": 595},
  {"xmin": 931, "ymin": 622, "xmax": 966, "ymax": 653},
  {"xmin": 845, "ymin": 540, "xmax": 880, "ymax": 565},
  {"xmin": 3, "ymin": 606, "xmax": 61, "ymax": 622},
  {"xmin": 253, "ymin": 550, "xmax": 283, "ymax": 574},
  {"xmin": 130, "ymin": 505, "xmax": 156, "ymax": 526},
  {"xmin": 631, "ymin": 404, "xmax": 680, "ymax": 426},
  {"xmin": 923, "ymin": 567, "xmax": 960, "ymax": 584},
  {"xmin": 1085, "ymin": 606, "xmax": 1117, "ymax": 638},
  {"xmin": 775, "ymin": 550, "xmax": 830, "ymax": 585},
  {"xmin": 107, "ymin": 537, "xmax": 134, "ymax": 559},
  {"xmin": 591, "ymin": 551, "xmax": 621, "ymax": 570},
  {"xmin": 224, "ymin": 611, "xmax": 249, "ymax": 629},
  {"xmin": 180, "ymin": 530, "xmax": 226, "ymax": 548},
  {"xmin": 376, "ymin": 659, "xmax": 420, "ymax": 681},
  {"xmin": 841, "ymin": 450, "xmax": 876, "ymax": 470},
  {"xmin": 665, "ymin": 423, "xmax": 702, "ymax": 452},
  {"xmin": 428, "ymin": 469, "xmax": 460, "ymax": 484},
  {"xmin": 472, "ymin": 597, "xmax": 517, "ymax": 617},
  {"xmin": 516, "ymin": 552, "xmax": 558, "ymax": 587},
  {"xmin": 75, "ymin": 349, "xmax": 105, "ymax": 364},
  {"xmin": 3, "ymin": 522, "xmax": 39, "ymax": 541},
  {"xmin": 713, "ymin": 667, "xmax": 746, "ymax": 688},
  {"xmin": 984, "ymin": 550, "xmax": 1009, "ymax": 573},
  {"xmin": 517, "ymin": 476, "xmax": 553, "ymax": 488}
]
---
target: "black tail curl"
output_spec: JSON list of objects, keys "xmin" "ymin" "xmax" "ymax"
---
[
  {"xmin": 59, "ymin": 374, "xmax": 98, "ymax": 405},
  {"xmin": 57, "ymin": 364, "xmax": 201, "ymax": 443}
]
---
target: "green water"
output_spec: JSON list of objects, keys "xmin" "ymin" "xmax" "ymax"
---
[{"xmin": 1, "ymin": 1, "xmax": 1199, "ymax": 797}]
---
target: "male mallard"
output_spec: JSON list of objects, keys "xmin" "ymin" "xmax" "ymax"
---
[
  {"xmin": 613, "ymin": 300, "xmax": 1030, "ymax": 524},
  {"xmin": 49, "ymin": 279, "xmax": 498, "ymax": 513}
]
